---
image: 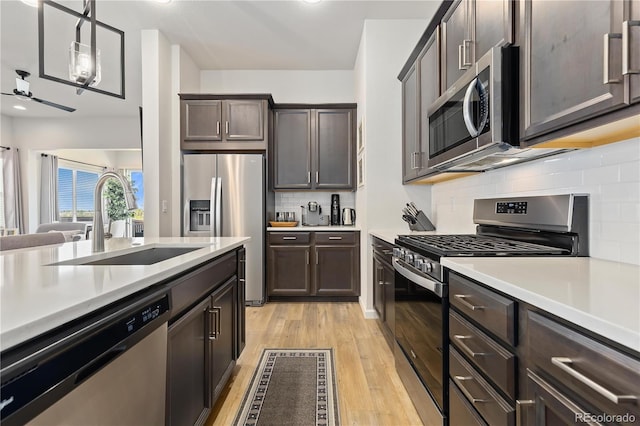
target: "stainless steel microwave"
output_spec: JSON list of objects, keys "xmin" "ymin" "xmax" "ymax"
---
[{"xmin": 427, "ymin": 46, "xmax": 522, "ymax": 171}]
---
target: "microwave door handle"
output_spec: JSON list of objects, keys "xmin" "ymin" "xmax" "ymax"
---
[{"xmin": 462, "ymin": 77, "xmax": 489, "ymax": 138}]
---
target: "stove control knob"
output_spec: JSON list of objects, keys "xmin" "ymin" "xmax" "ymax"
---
[
  {"xmin": 414, "ymin": 257, "xmax": 425, "ymax": 270},
  {"xmin": 423, "ymin": 262, "xmax": 434, "ymax": 273},
  {"xmin": 393, "ymin": 248, "xmax": 403, "ymax": 258},
  {"xmin": 405, "ymin": 253, "xmax": 414, "ymax": 264}
]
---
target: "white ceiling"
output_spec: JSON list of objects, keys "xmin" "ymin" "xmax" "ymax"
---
[{"xmin": 0, "ymin": 0, "xmax": 435, "ymax": 119}]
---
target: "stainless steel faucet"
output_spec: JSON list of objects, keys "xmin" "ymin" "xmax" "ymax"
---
[{"xmin": 93, "ymin": 171, "xmax": 137, "ymax": 252}]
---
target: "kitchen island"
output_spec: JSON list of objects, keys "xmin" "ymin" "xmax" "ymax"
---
[
  {"xmin": 0, "ymin": 236, "xmax": 249, "ymax": 350},
  {"xmin": 1, "ymin": 236, "xmax": 249, "ymax": 426}
]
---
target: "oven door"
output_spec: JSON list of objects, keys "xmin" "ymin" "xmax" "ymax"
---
[{"xmin": 393, "ymin": 258, "xmax": 448, "ymax": 417}]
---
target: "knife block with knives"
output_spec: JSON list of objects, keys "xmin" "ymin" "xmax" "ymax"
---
[{"xmin": 402, "ymin": 202, "xmax": 436, "ymax": 231}]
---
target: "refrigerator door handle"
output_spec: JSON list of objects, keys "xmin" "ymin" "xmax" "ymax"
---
[
  {"xmin": 209, "ymin": 178, "xmax": 217, "ymax": 236},
  {"xmin": 214, "ymin": 177, "xmax": 222, "ymax": 237}
]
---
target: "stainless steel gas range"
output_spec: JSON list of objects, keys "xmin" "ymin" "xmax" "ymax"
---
[{"xmin": 392, "ymin": 194, "xmax": 589, "ymax": 425}]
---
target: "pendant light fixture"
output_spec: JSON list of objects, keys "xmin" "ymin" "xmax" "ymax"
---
[{"xmin": 38, "ymin": 0, "xmax": 125, "ymax": 99}]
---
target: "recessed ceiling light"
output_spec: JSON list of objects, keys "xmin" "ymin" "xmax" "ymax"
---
[
  {"xmin": 20, "ymin": 0, "xmax": 38, "ymax": 7},
  {"xmin": 151, "ymin": 0, "xmax": 172, "ymax": 3},
  {"xmin": 302, "ymin": 0, "xmax": 322, "ymax": 4},
  {"xmin": 13, "ymin": 105, "xmax": 27, "ymax": 111}
]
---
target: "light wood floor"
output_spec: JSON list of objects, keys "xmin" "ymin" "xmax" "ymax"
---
[{"xmin": 206, "ymin": 302, "xmax": 423, "ymax": 426}]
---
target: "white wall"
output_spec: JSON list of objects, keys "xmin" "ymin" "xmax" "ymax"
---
[
  {"xmin": 141, "ymin": 30, "xmax": 175, "ymax": 238},
  {"xmin": 431, "ymin": 137, "xmax": 640, "ymax": 265},
  {"xmin": 201, "ymin": 70, "xmax": 354, "ymax": 103},
  {"xmin": 1, "ymin": 115, "xmax": 14, "ymax": 145},
  {"xmin": 354, "ymin": 19, "xmax": 431, "ymax": 317}
]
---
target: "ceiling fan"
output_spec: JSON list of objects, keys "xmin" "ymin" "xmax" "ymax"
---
[{"xmin": 1, "ymin": 70, "xmax": 76, "ymax": 113}]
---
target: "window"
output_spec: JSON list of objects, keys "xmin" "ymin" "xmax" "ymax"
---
[
  {"xmin": 58, "ymin": 162, "xmax": 102, "ymax": 222},
  {"xmin": 130, "ymin": 170, "xmax": 144, "ymax": 219}
]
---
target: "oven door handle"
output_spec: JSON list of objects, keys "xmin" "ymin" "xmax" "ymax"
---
[{"xmin": 393, "ymin": 258, "xmax": 443, "ymax": 298}]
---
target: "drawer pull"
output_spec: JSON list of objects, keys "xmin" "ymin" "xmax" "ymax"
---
[
  {"xmin": 551, "ymin": 357, "xmax": 637, "ymax": 404},
  {"xmin": 453, "ymin": 335, "xmax": 490, "ymax": 358},
  {"xmin": 453, "ymin": 375, "xmax": 490, "ymax": 404},
  {"xmin": 454, "ymin": 294, "xmax": 486, "ymax": 311},
  {"xmin": 329, "ymin": 236, "xmax": 343, "ymax": 240},
  {"xmin": 282, "ymin": 236, "xmax": 297, "ymax": 240},
  {"xmin": 516, "ymin": 400, "xmax": 534, "ymax": 426}
]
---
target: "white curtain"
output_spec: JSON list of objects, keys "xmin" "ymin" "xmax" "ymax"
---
[
  {"xmin": 1, "ymin": 148, "xmax": 25, "ymax": 234},
  {"xmin": 40, "ymin": 154, "xmax": 59, "ymax": 224}
]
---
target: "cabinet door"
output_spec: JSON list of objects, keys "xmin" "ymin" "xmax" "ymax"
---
[
  {"xmin": 417, "ymin": 30, "xmax": 440, "ymax": 179},
  {"xmin": 382, "ymin": 259, "xmax": 395, "ymax": 336},
  {"xmin": 373, "ymin": 253, "xmax": 385, "ymax": 320},
  {"xmin": 235, "ymin": 248, "xmax": 246, "ymax": 359},
  {"xmin": 209, "ymin": 278, "xmax": 236, "ymax": 404},
  {"xmin": 167, "ymin": 297, "xmax": 211, "ymax": 426},
  {"xmin": 224, "ymin": 100, "xmax": 264, "ymax": 141},
  {"xmin": 314, "ymin": 245, "xmax": 360, "ymax": 296},
  {"xmin": 314, "ymin": 109, "xmax": 354, "ymax": 190},
  {"xmin": 522, "ymin": 0, "xmax": 626, "ymax": 139},
  {"xmin": 474, "ymin": 0, "xmax": 512, "ymax": 63},
  {"xmin": 267, "ymin": 245, "xmax": 312, "ymax": 296},
  {"xmin": 273, "ymin": 110, "xmax": 312, "ymax": 190},
  {"xmin": 402, "ymin": 63, "xmax": 419, "ymax": 183},
  {"xmin": 628, "ymin": 0, "xmax": 640, "ymax": 104},
  {"xmin": 442, "ymin": 0, "xmax": 470, "ymax": 90},
  {"xmin": 182, "ymin": 100, "xmax": 222, "ymax": 142}
]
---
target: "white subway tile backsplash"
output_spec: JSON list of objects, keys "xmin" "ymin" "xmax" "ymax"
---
[{"xmin": 431, "ymin": 137, "xmax": 640, "ymax": 265}]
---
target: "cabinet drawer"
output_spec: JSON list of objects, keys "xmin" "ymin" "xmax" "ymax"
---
[
  {"xmin": 268, "ymin": 232, "xmax": 311, "ymax": 245},
  {"xmin": 450, "ymin": 347, "xmax": 515, "ymax": 426},
  {"xmin": 450, "ymin": 272, "xmax": 516, "ymax": 346},
  {"xmin": 527, "ymin": 310, "xmax": 640, "ymax": 419},
  {"xmin": 315, "ymin": 232, "xmax": 357, "ymax": 245},
  {"xmin": 450, "ymin": 311, "xmax": 516, "ymax": 400},
  {"xmin": 372, "ymin": 237, "xmax": 394, "ymax": 264},
  {"xmin": 449, "ymin": 379, "xmax": 488, "ymax": 426}
]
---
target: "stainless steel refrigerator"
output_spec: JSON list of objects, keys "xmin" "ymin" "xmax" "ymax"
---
[{"xmin": 182, "ymin": 153, "xmax": 268, "ymax": 305}]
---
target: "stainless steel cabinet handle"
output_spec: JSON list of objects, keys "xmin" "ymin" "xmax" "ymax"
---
[
  {"xmin": 329, "ymin": 236, "xmax": 343, "ymax": 240},
  {"xmin": 551, "ymin": 357, "xmax": 637, "ymax": 403},
  {"xmin": 316, "ymin": 249, "xmax": 319, "ymax": 265},
  {"xmin": 453, "ymin": 335, "xmax": 489, "ymax": 358},
  {"xmin": 208, "ymin": 307, "xmax": 218, "ymax": 340},
  {"xmin": 307, "ymin": 171, "xmax": 311, "ymax": 184},
  {"xmin": 454, "ymin": 294, "xmax": 485, "ymax": 311},
  {"xmin": 453, "ymin": 375, "xmax": 490, "ymax": 403},
  {"xmin": 316, "ymin": 171, "xmax": 319, "ymax": 184},
  {"xmin": 282, "ymin": 236, "xmax": 297, "ymax": 240},
  {"xmin": 225, "ymin": 121, "xmax": 229, "ymax": 135},
  {"xmin": 306, "ymin": 250, "xmax": 309, "ymax": 265},
  {"xmin": 214, "ymin": 306, "xmax": 221, "ymax": 338},
  {"xmin": 603, "ymin": 33, "xmax": 622, "ymax": 84},
  {"xmin": 216, "ymin": 121, "xmax": 220, "ymax": 135},
  {"xmin": 623, "ymin": 20, "xmax": 640, "ymax": 75},
  {"xmin": 458, "ymin": 44, "xmax": 465, "ymax": 70},
  {"xmin": 458, "ymin": 39, "xmax": 472, "ymax": 70},
  {"xmin": 516, "ymin": 400, "xmax": 535, "ymax": 426},
  {"xmin": 376, "ymin": 264, "xmax": 384, "ymax": 286}
]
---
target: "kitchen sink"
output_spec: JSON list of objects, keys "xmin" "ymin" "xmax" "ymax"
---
[{"xmin": 52, "ymin": 246, "xmax": 204, "ymax": 266}]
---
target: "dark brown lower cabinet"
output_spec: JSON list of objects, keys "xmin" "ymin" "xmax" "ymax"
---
[
  {"xmin": 371, "ymin": 237, "xmax": 395, "ymax": 347},
  {"xmin": 267, "ymin": 231, "xmax": 360, "ymax": 299},
  {"xmin": 167, "ymin": 251, "xmax": 242, "ymax": 426}
]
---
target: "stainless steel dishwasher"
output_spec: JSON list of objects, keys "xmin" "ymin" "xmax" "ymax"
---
[{"xmin": 0, "ymin": 289, "xmax": 170, "ymax": 426}]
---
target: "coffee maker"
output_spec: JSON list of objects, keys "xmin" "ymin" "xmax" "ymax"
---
[
  {"xmin": 330, "ymin": 194, "xmax": 340, "ymax": 226},
  {"xmin": 302, "ymin": 201, "xmax": 323, "ymax": 226}
]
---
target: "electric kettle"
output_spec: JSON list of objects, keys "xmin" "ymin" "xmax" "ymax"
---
[{"xmin": 342, "ymin": 208, "xmax": 356, "ymax": 226}]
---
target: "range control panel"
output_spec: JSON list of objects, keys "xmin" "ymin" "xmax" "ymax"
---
[{"xmin": 496, "ymin": 201, "xmax": 528, "ymax": 214}]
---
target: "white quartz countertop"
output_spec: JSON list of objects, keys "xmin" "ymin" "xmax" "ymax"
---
[
  {"xmin": 442, "ymin": 257, "xmax": 640, "ymax": 353},
  {"xmin": 267, "ymin": 226, "xmax": 360, "ymax": 231},
  {"xmin": 0, "ymin": 236, "xmax": 249, "ymax": 351}
]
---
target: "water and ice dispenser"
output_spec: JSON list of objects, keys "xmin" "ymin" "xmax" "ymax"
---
[{"xmin": 189, "ymin": 200, "xmax": 211, "ymax": 232}]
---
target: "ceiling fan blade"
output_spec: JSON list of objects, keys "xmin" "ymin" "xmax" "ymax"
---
[
  {"xmin": 1, "ymin": 92, "xmax": 16, "ymax": 96},
  {"xmin": 31, "ymin": 97, "xmax": 76, "ymax": 113}
]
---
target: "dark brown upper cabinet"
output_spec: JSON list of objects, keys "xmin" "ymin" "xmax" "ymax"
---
[
  {"xmin": 403, "ymin": 29, "xmax": 441, "ymax": 184},
  {"xmin": 520, "ymin": 0, "xmax": 640, "ymax": 142},
  {"xmin": 180, "ymin": 94, "xmax": 272, "ymax": 151},
  {"xmin": 441, "ymin": 0, "xmax": 513, "ymax": 92},
  {"xmin": 272, "ymin": 105, "xmax": 356, "ymax": 191}
]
